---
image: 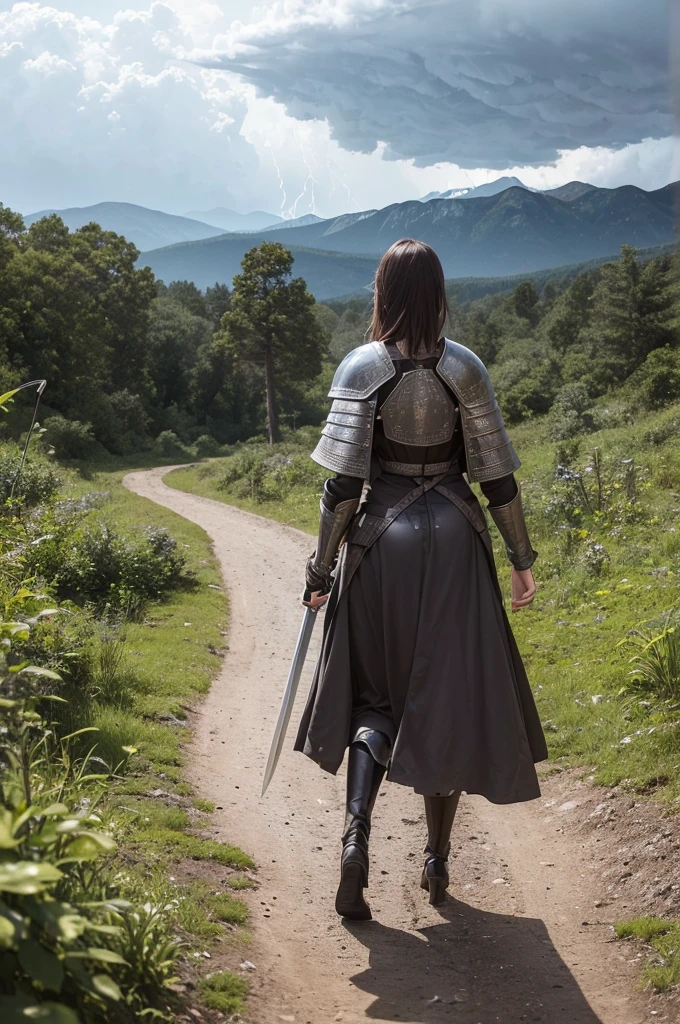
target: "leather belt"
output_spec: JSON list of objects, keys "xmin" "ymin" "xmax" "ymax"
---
[{"xmin": 379, "ymin": 458, "xmax": 454, "ymax": 477}]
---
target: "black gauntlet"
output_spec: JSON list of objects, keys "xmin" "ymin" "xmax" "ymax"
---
[
  {"xmin": 304, "ymin": 497, "xmax": 360, "ymax": 600},
  {"xmin": 488, "ymin": 488, "xmax": 537, "ymax": 571}
]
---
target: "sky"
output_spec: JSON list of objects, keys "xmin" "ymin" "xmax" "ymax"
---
[{"xmin": 0, "ymin": 0, "xmax": 675, "ymax": 220}]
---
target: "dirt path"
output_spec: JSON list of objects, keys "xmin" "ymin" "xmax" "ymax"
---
[{"xmin": 124, "ymin": 467, "xmax": 668, "ymax": 1024}]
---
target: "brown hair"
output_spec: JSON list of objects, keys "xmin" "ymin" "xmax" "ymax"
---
[{"xmin": 368, "ymin": 238, "xmax": 448, "ymax": 359}]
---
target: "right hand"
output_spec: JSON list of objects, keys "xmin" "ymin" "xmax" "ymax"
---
[
  {"xmin": 302, "ymin": 589, "xmax": 329, "ymax": 611},
  {"xmin": 511, "ymin": 567, "xmax": 536, "ymax": 611}
]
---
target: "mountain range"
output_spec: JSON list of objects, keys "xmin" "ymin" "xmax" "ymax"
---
[
  {"xmin": 23, "ymin": 180, "xmax": 677, "ymax": 301},
  {"xmin": 420, "ymin": 176, "xmax": 538, "ymax": 201},
  {"xmin": 140, "ymin": 181, "xmax": 677, "ymax": 299},
  {"xmin": 24, "ymin": 203, "xmax": 327, "ymax": 250},
  {"xmin": 184, "ymin": 207, "xmax": 282, "ymax": 232},
  {"xmin": 23, "ymin": 202, "xmax": 230, "ymax": 251}
]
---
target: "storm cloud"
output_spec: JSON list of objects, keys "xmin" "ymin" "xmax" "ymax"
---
[{"xmin": 200, "ymin": 0, "xmax": 671, "ymax": 168}]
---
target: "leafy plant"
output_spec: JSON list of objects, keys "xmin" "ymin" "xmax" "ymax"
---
[
  {"xmin": 617, "ymin": 608, "xmax": 680, "ymax": 714},
  {"xmin": 0, "ymin": 446, "xmax": 61, "ymax": 508},
  {"xmin": 23, "ymin": 521, "xmax": 195, "ymax": 612}
]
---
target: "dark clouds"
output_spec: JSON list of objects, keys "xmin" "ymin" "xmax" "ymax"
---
[{"xmin": 200, "ymin": 0, "xmax": 671, "ymax": 168}]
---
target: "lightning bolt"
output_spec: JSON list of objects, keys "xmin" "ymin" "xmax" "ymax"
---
[
  {"xmin": 266, "ymin": 142, "xmax": 288, "ymax": 215},
  {"xmin": 288, "ymin": 127, "xmax": 321, "ymax": 219},
  {"xmin": 325, "ymin": 148, "xmax": 363, "ymax": 213}
]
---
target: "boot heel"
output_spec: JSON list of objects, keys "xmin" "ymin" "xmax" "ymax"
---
[
  {"xmin": 427, "ymin": 875, "xmax": 447, "ymax": 906},
  {"xmin": 335, "ymin": 861, "xmax": 371, "ymax": 921}
]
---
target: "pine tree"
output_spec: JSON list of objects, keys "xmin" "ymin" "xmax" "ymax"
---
[{"xmin": 217, "ymin": 242, "xmax": 324, "ymax": 444}]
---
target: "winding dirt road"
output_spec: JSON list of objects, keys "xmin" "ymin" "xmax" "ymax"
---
[{"xmin": 124, "ymin": 467, "xmax": 666, "ymax": 1024}]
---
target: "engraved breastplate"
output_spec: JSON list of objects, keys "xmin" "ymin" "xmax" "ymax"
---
[{"xmin": 379, "ymin": 369, "xmax": 457, "ymax": 446}]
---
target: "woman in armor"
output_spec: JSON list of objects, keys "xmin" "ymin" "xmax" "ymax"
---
[{"xmin": 295, "ymin": 239, "xmax": 546, "ymax": 921}]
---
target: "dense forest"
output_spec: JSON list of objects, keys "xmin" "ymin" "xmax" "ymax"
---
[
  {"xmin": 1, "ymin": 201, "xmax": 678, "ymax": 457},
  {"xmin": 0, "ymin": 203, "xmax": 328, "ymax": 453}
]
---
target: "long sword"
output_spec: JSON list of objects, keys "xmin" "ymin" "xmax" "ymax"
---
[{"xmin": 261, "ymin": 605, "xmax": 318, "ymax": 796}]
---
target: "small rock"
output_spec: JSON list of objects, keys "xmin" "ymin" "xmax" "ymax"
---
[{"xmin": 240, "ymin": 960, "xmax": 256, "ymax": 971}]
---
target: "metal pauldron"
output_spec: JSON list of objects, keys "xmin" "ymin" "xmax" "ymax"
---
[
  {"xmin": 437, "ymin": 339, "xmax": 521, "ymax": 483},
  {"xmin": 487, "ymin": 489, "xmax": 537, "ymax": 571},
  {"xmin": 310, "ymin": 397, "xmax": 375, "ymax": 478}
]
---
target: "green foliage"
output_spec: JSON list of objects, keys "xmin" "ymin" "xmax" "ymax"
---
[
  {"xmin": 548, "ymin": 383, "xmax": 596, "ymax": 441},
  {"xmin": 176, "ymin": 880, "xmax": 247, "ymax": 938},
  {"xmin": 153, "ymin": 431, "xmax": 196, "ymax": 461},
  {"xmin": 615, "ymin": 918, "xmax": 680, "ymax": 992},
  {"xmin": 0, "ymin": 423, "xmax": 252, "ymax": 1020},
  {"xmin": 211, "ymin": 439, "xmax": 328, "ymax": 507},
  {"xmin": 23, "ymin": 521, "xmax": 194, "ymax": 612},
  {"xmin": 193, "ymin": 435, "xmax": 222, "ymax": 458},
  {"xmin": 625, "ymin": 347, "xmax": 680, "ymax": 411},
  {"xmin": 44, "ymin": 418, "xmax": 99, "ymax": 461},
  {"xmin": 218, "ymin": 241, "xmax": 327, "ymax": 444},
  {"xmin": 199, "ymin": 972, "xmax": 249, "ymax": 1014},
  {"xmin": 0, "ymin": 620, "xmax": 130, "ymax": 1019},
  {"xmin": 617, "ymin": 609, "xmax": 680, "ymax": 713},
  {"xmin": 0, "ymin": 447, "xmax": 61, "ymax": 507}
]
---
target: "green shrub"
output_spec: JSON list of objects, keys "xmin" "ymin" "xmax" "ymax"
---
[
  {"xmin": 643, "ymin": 412, "xmax": 679, "ymax": 447},
  {"xmin": 154, "ymin": 431, "xmax": 196, "ymax": 460},
  {"xmin": 216, "ymin": 443, "xmax": 326, "ymax": 505},
  {"xmin": 617, "ymin": 608, "xmax": 680, "ymax": 713},
  {"xmin": 45, "ymin": 416, "xmax": 99, "ymax": 460},
  {"xmin": 0, "ymin": 621, "xmax": 125, "ymax": 1021},
  {"xmin": 0, "ymin": 446, "xmax": 61, "ymax": 507},
  {"xmin": 23, "ymin": 521, "xmax": 195, "ymax": 611},
  {"xmin": 627, "ymin": 347, "xmax": 680, "ymax": 411},
  {"xmin": 91, "ymin": 389, "xmax": 151, "ymax": 455},
  {"xmin": 194, "ymin": 434, "xmax": 223, "ymax": 458},
  {"xmin": 548, "ymin": 382, "xmax": 596, "ymax": 441}
]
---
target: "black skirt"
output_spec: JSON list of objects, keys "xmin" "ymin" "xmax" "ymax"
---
[{"xmin": 294, "ymin": 473, "xmax": 547, "ymax": 804}]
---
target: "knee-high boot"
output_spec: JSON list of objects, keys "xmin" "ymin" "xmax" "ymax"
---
[
  {"xmin": 420, "ymin": 791, "xmax": 461, "ymax": 906},
  {"xmin": 335, "ymin": 729, "xmax": 390, "ymax": 921}
]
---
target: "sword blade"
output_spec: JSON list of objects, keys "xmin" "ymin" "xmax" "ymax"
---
[{"xmin": 261, "ymin": 605, "xmax": 318, "ymax": 796}]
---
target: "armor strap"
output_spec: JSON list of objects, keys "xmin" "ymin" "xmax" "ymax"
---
[
  {"xmin": 379, "ymin": 458, "xmax": 455, "ymax": 477},
  {"xmin": 488, "ymin": 489, "xmax": 537, "ymax": 570}
]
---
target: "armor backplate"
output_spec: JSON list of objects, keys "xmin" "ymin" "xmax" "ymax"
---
[
  {"xmin": 379, "ymin": 369, "xmax": 457, "ymax": 446},
  {"xmin": 311, "ymin": 338, "xmax": 520, "ymax": 483}
]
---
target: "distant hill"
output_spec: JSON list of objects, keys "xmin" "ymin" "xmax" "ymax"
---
[
  {"xmin": 185, "ymin": 207, "xmax": 282, "ymax": 232},
  {"xmin": 261, "ymin": 213, "xmax": 326, "ymax": 232},
  {"xmin": 141, "ymin": 236, "xmax": 379, "ymax": 300},
  {"xmin": 141, "ymin": 182, "xmax": 677, "ymax": 296},
  {"xmin": 326, "ymin": 242, "xmax": 676, "ymax": 313},
  {"xmin": 421, "ymin": 176, "xmax": 535, "ymax": 201},
  {"xmin": 542, "ymin": 181, "xmax": 597, "ymax": 202},
  {"xmin": 24, "ymin": 202, "xmax": 225, "ymax": 251}
]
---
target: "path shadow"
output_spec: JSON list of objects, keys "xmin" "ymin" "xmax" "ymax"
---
[{"xmin": 344, "ymin": 898, "xmax": 606, "ymax": 1023}]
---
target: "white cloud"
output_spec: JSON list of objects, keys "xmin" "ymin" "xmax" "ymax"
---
[{"xmin": 0, "ymin": 2, "xmax": 276, "ymax": 214}]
